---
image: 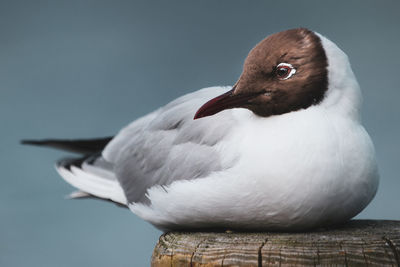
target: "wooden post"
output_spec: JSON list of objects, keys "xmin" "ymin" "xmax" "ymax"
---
[{"xmin": 151, "ymin": 220, "xmax": 400, "ymax": 266}]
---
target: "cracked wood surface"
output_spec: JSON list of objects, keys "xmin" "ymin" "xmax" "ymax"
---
[{"xmin": 151, "ymin": 220, "xmax": 400, "ymax": 266}]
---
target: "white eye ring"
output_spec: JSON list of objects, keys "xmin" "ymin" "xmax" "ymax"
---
[{"xmin": 276, "ymin": 63, "xmax": 296, "ymax": 80}]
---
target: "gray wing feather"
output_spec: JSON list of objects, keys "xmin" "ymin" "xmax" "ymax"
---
[{"xmin": 102, "ymin": 87, "xmax": 236, "ymax": 204}]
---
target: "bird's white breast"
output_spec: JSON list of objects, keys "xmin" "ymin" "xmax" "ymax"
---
[{"xmin": 129, "ymin": 106, "xmax": 379, "ymax": 231}]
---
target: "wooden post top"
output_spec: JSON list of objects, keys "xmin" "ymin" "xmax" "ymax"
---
[{"xmin": 151, "ymin": 220, "xmax": 400, "ymax": 266}]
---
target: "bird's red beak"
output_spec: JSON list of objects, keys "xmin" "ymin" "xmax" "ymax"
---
[{"xmin": 194, "ymin": 87, "xmax": 258, "ymax": 120}]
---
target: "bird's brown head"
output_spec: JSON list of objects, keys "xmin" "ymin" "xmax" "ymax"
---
[{"xmin": 194, "ymin": 28, "xmax": 328, "ymax": 119}]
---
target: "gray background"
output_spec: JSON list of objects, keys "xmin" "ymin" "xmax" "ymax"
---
[{"xmin": 1, "ymin": 0, "xmax": 399, "ymax": 266}]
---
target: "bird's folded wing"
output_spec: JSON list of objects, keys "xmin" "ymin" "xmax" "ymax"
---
[{"xmin": 102, "ymin": 86, "xmax": 238, "ymax": 204}]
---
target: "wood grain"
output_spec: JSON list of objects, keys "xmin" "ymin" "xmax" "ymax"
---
[{"xmin": 151, "ymin": 220, "xmax": 400, "ymax": 266}]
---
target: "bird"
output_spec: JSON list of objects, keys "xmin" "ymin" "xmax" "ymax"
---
[{"xmin": 22, "ymin": 28, "xmax": 379, "ymax": 231}]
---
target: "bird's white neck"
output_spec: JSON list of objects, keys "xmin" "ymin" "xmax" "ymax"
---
[{"xmin": 317, "ymin": 33, "xmax": 363, "ymax": 122}]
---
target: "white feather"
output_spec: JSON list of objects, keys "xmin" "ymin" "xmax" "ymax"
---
[
  {"xmin": 56, "ymin": 165, "xmax": 127, "ymax": 205},
  {"xmin": 129, "ymin": 105, "xmax": 378, "ymax": 230}
]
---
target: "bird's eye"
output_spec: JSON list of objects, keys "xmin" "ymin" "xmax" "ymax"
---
[{"xmin": 275, "ymin": 63, "xmax": 296, "ymax": 80}]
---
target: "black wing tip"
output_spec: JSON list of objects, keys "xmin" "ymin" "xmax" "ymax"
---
[
  {"xmin": 20, "ymin": 136, "xmax": 113, "ymax": 154},
  {"xmin": 20, "ymin": 139, "xmax": 45, "ymax": 145},
  {"xmin": 20, "ymin": 138, "xmax": 70, "ymax": 145}
]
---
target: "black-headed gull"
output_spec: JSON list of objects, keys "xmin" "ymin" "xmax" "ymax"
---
[{"xmin": 23, "ymin": 28, "xmax": 379, "ymax": 231}]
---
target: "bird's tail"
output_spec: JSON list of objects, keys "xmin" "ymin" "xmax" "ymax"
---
[{"xmin": 22, "ymin": 136, "xmax": 128, "ymax": 207}]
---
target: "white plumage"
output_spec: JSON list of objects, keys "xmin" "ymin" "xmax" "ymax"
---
[{"xmin": 55, "ymin": 32, "xmax": 379, "ymax": 231}]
